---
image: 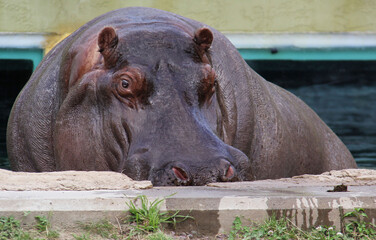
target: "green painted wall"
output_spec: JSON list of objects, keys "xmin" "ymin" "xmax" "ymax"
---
[
  {"xmin": 0, "ymin": 48, "xmax": 43, "ymax": 71},
  {"xmin": 238, "ymin": 48, "xmax": 376, "ymax": 61},
  {"xmin": 1, "ymin": 0, "xmax": 376, "ymax": 63},
  {"xmin": 1, "ymin": 0, "xmax": 376, "ymax": 34}
]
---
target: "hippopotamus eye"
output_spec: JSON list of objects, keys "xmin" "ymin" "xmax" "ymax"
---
[
  {"xmin": 121, "ymin": 79, "xmax": 129, "ymax": 88},
  {"xmin": 113, "ymin": 67, "xmax": 149, "ymax": 109}
]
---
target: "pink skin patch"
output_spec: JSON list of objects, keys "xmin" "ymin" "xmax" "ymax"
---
[
  {"xmin": 172, "ymin": 167, "xmax": 188, "ymax": 181},
  {"xmin": 225, "ymin": 166, "xmax": 234, "ymax": 179}
]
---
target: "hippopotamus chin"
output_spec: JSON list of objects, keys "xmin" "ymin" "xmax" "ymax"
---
[{"xmin": 6, "ymin": 7, "xmax": 356, "ymax": 186}]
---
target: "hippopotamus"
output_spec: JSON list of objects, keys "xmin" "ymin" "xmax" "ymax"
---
[{"xmin": 6, "ymin": 7, "xmax": 356, "ymax": 186}]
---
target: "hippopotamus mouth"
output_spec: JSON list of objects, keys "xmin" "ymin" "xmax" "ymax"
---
[
  {"xmin": 121, "ymin": 113, "xmax": 253, "ymax": 186},
  {"xmin": 149, "ymin": 159, "xmax": 238, "ymax": 186}
]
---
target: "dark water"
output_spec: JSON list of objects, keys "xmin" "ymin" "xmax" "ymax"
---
[
  {"xmin": 247, "ymin": 60, "xmax": 376, "ymax": 169},
  {"xmin": 0, "ymin": 59, "xmax": 32, "ymax": 169},
  {"xmin": 0, "ymin": 60, "xmax": 375, "ymax": 169}
]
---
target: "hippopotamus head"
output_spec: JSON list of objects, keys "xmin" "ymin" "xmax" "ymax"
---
[{"xmin": 54, "ymin": 24, "xmax": 253, "ymax": 186}]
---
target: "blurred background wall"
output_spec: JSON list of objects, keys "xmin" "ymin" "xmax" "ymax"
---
[
  {"xmin": 1, "ymin": 0, "xmax": 376, "ymax": 33},
  {"xmin": 1, "ymin": 0, "xmax": 376, "ymax": 53},
  {"xmin": 0, "ymin": 0, "xmax": 375, "ymax": 169}
]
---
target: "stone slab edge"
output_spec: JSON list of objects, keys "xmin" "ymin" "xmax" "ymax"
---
[{"xmin": 1, "ymin": 185, "xmax": 376, "ymax": 235}]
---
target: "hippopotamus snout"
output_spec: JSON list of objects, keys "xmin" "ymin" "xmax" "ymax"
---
[
  {"xmin": 148, "ymin": 155, "xmax": 245, "ymax": 186},
  {"xmin": 171, "ymin": 158, "xmax": 237, "ymax": 185}
]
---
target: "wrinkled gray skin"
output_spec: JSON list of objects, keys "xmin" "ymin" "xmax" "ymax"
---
[{"xmin": 7, "ymin": 7, "xmax": 356, "ymax": 186}]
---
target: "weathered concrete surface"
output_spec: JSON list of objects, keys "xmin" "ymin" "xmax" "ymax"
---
[
  {"xmin": 0, "ymin": 169, "xmax": 152, "ymax": 190},
  {"xmin": 209, "ymin": 168, "xmax": 376, "ymax": 187},
  {"xmin": 0, "ymin": 169, "xmax": 375, "ymax": 235}
]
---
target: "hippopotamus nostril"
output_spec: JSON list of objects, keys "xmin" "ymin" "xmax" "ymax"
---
[
  {"xmin": 219, "ymin": 159, "xmax": 236, "ymax": 182},
  {"xmin": 172, "ymin": 167, "xmax": 189, "ymax": 181},
  {"xmin": 225, "ymin": 165, "xmax": 235, "ymax": 179}
]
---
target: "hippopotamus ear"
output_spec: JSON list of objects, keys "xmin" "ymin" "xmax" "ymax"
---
[
  {"xmin": 98, "ymin": 27, "xmax": 119, "ymax": 68},
  {"xmin": 194, "ymin": 27, "xmax": 213, "ymax": 52}
]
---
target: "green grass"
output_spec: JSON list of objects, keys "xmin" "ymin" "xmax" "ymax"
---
[
  {"xmin": 71, "ymin": 195, "xmax": 192, "ymax": 239},
  {"xmin": 2, "ymin": 198, "xmax": 375, "ymax": 240},
  {"xmin": 0, "ymin": 195, "xmax": 190, "ymax": 239},
  {"xmin": 229, "ymin": 208, "xmax": 376, "ymax": 240},
  {"xmin": 125, "ymin": 194, "xmax": 192, "ymax": 234},
  {"xmin": 0, "ymin": 215, "xmax": 58, "ymax": 240},
  {"xmin": 342, "ymin": 208, "xmax": 376, "ymax": 239},
  {"xmin": 0, "ymin": 216, "xmax": 31, "ymax": 240},
  {"xmin": 34, "ymin": 215, "xmax": 59, "ymax": 239},
  {"xmin": 79, "ymin": 219, "xmax": 120, "ymax": 239},
  {"xmin": 146, "ymin": 231, "xmax": 174, "ymax": 240},
  {"xmin": 72, "ymin": 233, "xmax": 91, "ymax": 240}
]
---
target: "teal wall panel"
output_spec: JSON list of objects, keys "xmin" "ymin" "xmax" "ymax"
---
[
  {"xmin": 238, "ymin": 48, "xmax": 376, "ymax": 61},
  {"xmin": 0, "ymin": 48, "xmax": 44, "ymax": 71},
  {"xmin": 1, "ymin": 47, "xmax": 376, "ymax": 74}
]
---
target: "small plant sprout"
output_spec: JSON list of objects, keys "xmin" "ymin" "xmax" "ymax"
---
[
  {"xmin": 0, "ymin": 216, "xmax": 23, "ymax": 239},
  {"xmin": 34, "ymin": 215, "xmax": 59, "ymax": 239},
  {"xmin": 72, "ymin": 233, "xmax": 91, "ymax": 240},
  {"xmin": 0, "ymin": 207, "xmax": 375, "ymax": 239},
  {"xmin": 34, "ymin": 215, "xmax": 49, "ymax": 232},
  {"xmin": 80, "ymin": 219, "xmax": 119, "ymax": 239},
  {"xmin": 125, "ymin": 194, "xmax": 192, "ymax": 233},
  {"xmin": 343, "ymin": 207, "xmax": 376, "ymax": 238},
  {"xmin": 229, "ymin": 211, "xmax": 376, "ymax": 240}
]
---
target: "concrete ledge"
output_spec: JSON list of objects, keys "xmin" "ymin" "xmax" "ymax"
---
[{"xmin": 1, "ymin": 183, "xmax": 376, "ymax": 235}]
